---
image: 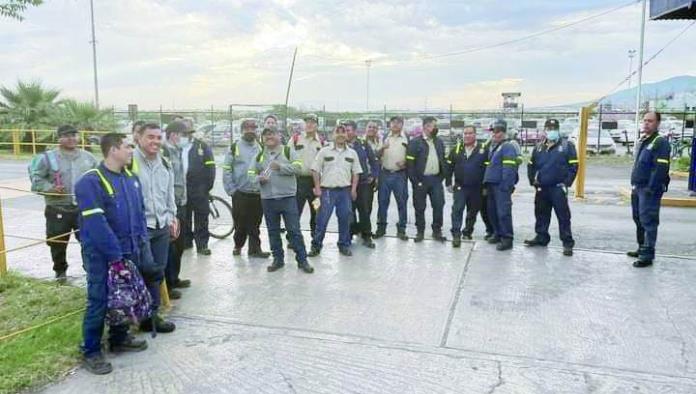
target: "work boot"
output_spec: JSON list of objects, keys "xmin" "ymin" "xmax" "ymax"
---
[
  {"xmin": 197, "ymin": 248, "xmax": 212, "ymax": 256},
  {"xmin": 496, "ymin": 238, "xmax": 513, "ymax": 251},
  {"xmin": 267, "ymin": 261, "xmax": 285, "ymax": 272},
  {"xmin": 633, "ymin": 259, "xmax": 653, "ymax": 268},
  {"xmin": 110, "ymin": 335, "xmax": 148, "ymax": 353},
  {"xmin": 413, "ymin": 232, "xmax": 424, "ymax": 243},
  {"xmin": 248, "ymin": 250, "xmax": 271, "ymax": 259},
  {"xmin": 339, "ymin": 247, "xmax": 352, "ymax": 256},
  {"xmin": 55, "ymin": 270, "xmax": 67, "ymax": 284},
  {"xmin": 487, "ymin": 236, "xmax": 500, "ymax": 244},
  {"xmin": 397, "ymin": 231, "xmax": 409, "ymax": 241},
  {"xmin": 173, "ymin": 279, "xmax": 191, "ymax": 289},
  {"xmin": 461, "ymin": 233, "xmax": 473, "ymax": 241},
  {"xmin": 373, "ymin": 228, "xmax": 386, "ymax": 239},
  {"xmin": 362, "ymin": 237, "xmax": 376, "ymax": 249},
  {"xmin": 432, "ymin": 231, "xmax": 447, "ymax": 242},
  {"xmin": 82, "ymin": 354, "xmax": 112, "ymax": 375},
  {"xmin": 626, "ymin": 250, "xmax": 640, "ymax": 258},
  {"xmin": 140, "ymin": 316, "xmax": 176, "ymax": 334},
  {"xmin": 233, "ymin": 248, "xmax": 242, "ymax": 256},
  {"xmin": 168, "ymin": 289, "xmax": 182, "ymax": 300},
  {"xmin": 484, "ymin": 232, "xmax": 494, "ymax": 241},
  {"xmin": 308, "ymin": 247, "xmax": 321, "ymax": 257},
  {"xmin": 298, "ymin": 262, "xmax": 315, "ymax": 274},
  {"xmin": 563, "ymin": 246, "xmax": 573, "ymax": 257},
  {"xmin": 452, "ymin": 236, "xmax": 461, "ymax": 248},
  {"xmin": 523, "ymin": 238, "xmax": 547, "ymax": 247}
]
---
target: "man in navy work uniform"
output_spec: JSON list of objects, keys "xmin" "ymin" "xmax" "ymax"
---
[
  {"xmin": 445, "ymin": 125, "xmax": 488, "ymax": 247},
  {"xmin": 254, "ymin": 127, "xmax": 314, "ymax": 273},
  {"xmin": 344, "ymin": 120, "xmax": 379, "ymax": 248},
  {"xmin": 525, "ymin": 119, "xmax": 578, "ymax": 256},
  {"xmin": 29, "ymin": 125, "xmax": 98, "ymax": 281},
  {"xmin": 406, "ymin": 116, "xmax": 447, "ymax": 242},
  {"xmin": 483, "ymin": 119, "xmax": 521, "ymax": 251},
  {"xmin": 309, "ymin": 125, "xmax": 362, "ymax": 257},
  {"xmin": 74, "ymin": 133, "xmax": 149, "ymax": 375},
  {"xmin": 628, "ymin": 111, "xmax": 671, "ymax": 268}
]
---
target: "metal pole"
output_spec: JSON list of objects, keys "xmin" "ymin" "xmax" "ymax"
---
[
  {"xmin": 628, "ymin": 49, "xmax": 636, "ymax": 89},
  {"xmin": 365, "ymin": 59, "xmax": 372, "ymax": 111},
  {"xmin": 89, "ymin": 0, "xmax": 100, "ymax": 109},
  {"xmin": 634, "ymin": 0, "xmax": 647, "ymax": 144},
  {"xmin": 284, "ymin": 47, "xmax": 298, "ymax": 133},
  {"xmin": 0, "ymin": 197, "xmax": 7, "ymax": 277}
]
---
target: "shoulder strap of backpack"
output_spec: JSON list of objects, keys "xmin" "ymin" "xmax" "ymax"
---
[{"xmin": 44, "ymin": 150, "xmax": 59, "ymax": 173}]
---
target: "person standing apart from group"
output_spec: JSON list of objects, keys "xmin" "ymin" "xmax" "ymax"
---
[
  {"xmin": 374, "ymin": 116, "xmax": 409, "ymax": 241},
  {"xmin": 628, "ymin": 111, "xmax": 671, "ymax": 268},
  {"xmin": 223, "ymin": 119, "xmax": 271, "ymax": 258},
  {"xmin": 308, "ymin": 125, "xmax": 362, "ymax": 257},
  {"xmin": 29, "ymin": 125, "xmax": 98, "ymax": 281}
]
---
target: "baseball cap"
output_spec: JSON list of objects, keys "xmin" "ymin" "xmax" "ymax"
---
[
  {"xmin": 56, "ymin": 125, "xmax": 78, "ymax": 137},
  {"xmin": 544, "ymin": 119, "xmax": 560, "ymax": 130},
  {"xmin": 491, "ymin": 119, "xmax": 507, "ymax": 132},
  {"xmin": 303, "ymin": 114, "xmax": 318, "ymax": 123}
]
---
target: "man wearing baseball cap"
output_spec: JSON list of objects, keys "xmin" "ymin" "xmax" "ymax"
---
[
  {"xmin": 525, "ymin": 119, "xmax": 578, "ymax": 256},
  {"xmin": 29, "ymin": 125, "xmax": 98, "ymax": 281}
]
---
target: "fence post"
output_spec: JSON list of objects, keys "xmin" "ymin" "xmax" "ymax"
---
[
  {"xmin": 31, "ymin": 129, "xmax": 37, "ymax": 155},
  {"xmin": 576, "ymin": 105, "xmax": 595, "ymax": 199},
  {"xmin": 11, "ymin": 129, "xmax": 20, "ymax": 156},
  {"xmin": 0, "ymin": 197, "xmax": 7, "ymax": 277}
]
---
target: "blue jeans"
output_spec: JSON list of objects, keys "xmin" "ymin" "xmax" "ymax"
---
[
  {"xmin": 412, "ymin": 175, "xmax": 445, "ymax": 233},
  {"xmin": 631, "ymin": 186, "xmax": 663, "ymax": 261},
  {"xmin": 312, "ymin": 187, "xmax": 352, "ymax": 249},
  {"xmin": 262, "ymin": 196, "xmax": 308, "ymax": 264},
  {"xmin": 144, "ymin": 227, "xmax": 169, "ymax": 309},
  {"xmin": 377, "ymin": 170, "xmax": 408, "ymax": 232},
  {"xmin": 486, "ymin": 184, "xmax": 514, "ymax": 240}
]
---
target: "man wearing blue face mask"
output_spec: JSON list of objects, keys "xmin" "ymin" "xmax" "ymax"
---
[{"xmin": 525, "ymin": 119, "xmax": 578, "ymax": 256}]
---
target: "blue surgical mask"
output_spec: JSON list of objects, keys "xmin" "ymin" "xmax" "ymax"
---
[{"xmin": 547, "ymin": 130, "xmax": 560, "ymax": 142}]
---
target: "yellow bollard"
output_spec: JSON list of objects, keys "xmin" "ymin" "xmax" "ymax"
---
[
  {"xmin": 575, "ymin": 104, "xmax": 595, "ymax": 200},
  {"xmin": 0, "ymin": 197, "xmax": 7, "ymax": 277},
  {"xmin": 159, "ymin": 281, "xmax": 171, "ymax": 310}
]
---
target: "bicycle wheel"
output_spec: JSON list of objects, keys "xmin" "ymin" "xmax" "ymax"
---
[{"xmin": 208, "ymin": 195, "xmax": 234, "ymax": 239}]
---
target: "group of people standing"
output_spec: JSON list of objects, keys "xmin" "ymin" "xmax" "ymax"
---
[{"xmin": 27, "ymin": 110, "xmax": 670, "ymax": 375}]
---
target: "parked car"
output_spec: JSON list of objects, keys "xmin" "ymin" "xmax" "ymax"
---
[
  {"xmin": 198, "ymin": 121, "xmax": 232, "ymax": 147},
  {"xmin": 572, "ymin": 126, "xmax": 617, "ymax": 155}
]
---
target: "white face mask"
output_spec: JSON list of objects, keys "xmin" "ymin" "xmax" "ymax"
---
[{"xmin": 178, "ymin": 136, "xmax": 190, "ymax": 147}]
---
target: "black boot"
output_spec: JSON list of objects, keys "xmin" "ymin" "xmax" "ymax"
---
[
  {"xmin": 487, "ymin": 236, "xmax": 500, "ymax": 244},
  {"xmin": 267, "ymin": 261, "xmax": 285, "ymax": 272},
  {"xmin": 298, "ymin": 262, "xmax": 315, "ymax": 274},
  {"xmin": 633, "ymin": 259, "xmax": 653, "ymax": 268},
  {"xmin": 413, "ymin": 232, "xmax": 424, "ymax": 243},
  {"xmin": 362, "ymin": 237, "xmax": 376, "ymax": 248},
  {"xmin": 140, "ymin": 316, "xmax": 176, "ymax": 333},
  {"xmin": 626, "ymin": 250, "xmax": 640, "ymax": 258},
  {"xmin": 496, "ymin": 238, "xmax": 513, "ymax": 251},
  {"xmin": 452, "ymin": 235, "xmax": 461, "ymax": 248},
  {"xmin": 461, "ymin": 233, "xmax": 473, "ymax": 240},
  {"xmin": 397, "ymin": 230, "xmax": 409, "ymax": 241},
  {"xmin": 373, "ymin": 227, "xmax": 386, "ymax": 239},
  {"xmin": 523, "ymin": 238, "xmax": 547, "ymax": 247},
  {"xmin": 432, "ymin": 231, "xmax": 447, "ymax": 242},
  {"xmin": 308, "ymin": 247, "xmax": 321, "ymax": 257},
  {"xmin": 110, "ymin": 335, "xmax": 148, "ymax": 353},
  {"xmin": 563, "ymin": 246, "xmax": 573, "ymax": 256},
  {"xmin": 82, "ymin": 354, "xmax": 112, "ymax": 375}
]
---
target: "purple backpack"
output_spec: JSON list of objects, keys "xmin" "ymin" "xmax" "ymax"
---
[{"xmin": 106, "ymin": 259, "xmax": 152, "ymax": 327}]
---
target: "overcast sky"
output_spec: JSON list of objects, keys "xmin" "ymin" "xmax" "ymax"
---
[{"xmin": 1, "ymin": 0, "xmax": 694, "ymax": 111}]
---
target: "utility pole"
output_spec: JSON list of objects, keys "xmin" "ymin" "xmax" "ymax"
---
[
  {"xmin": 365, "ymin": 59, "xmax": 372, "ymax": 111},
  {"xmin": 284, "ymin": 47, "xmax": 298, "ymax": 132},
  {"xmin": 634, "ymin": 0, "xmax": 647, "ymax": 144},
  {"xmin": 89, "ymin": 0, "xmax": 100, "ymax": 109},
  {"xmin": 627, "ymin": 49, "xmax": 636, "ymax": 89}
]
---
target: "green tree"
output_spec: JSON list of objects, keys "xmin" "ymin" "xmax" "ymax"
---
[
  {"xmin": 0, "ymin": 0, "xmax": 43, "ymax": 21},
  {"xmin": 0, "ymin": 80, "xmax": 60, "ymax": 128},
  {"xmin": 51, "ymin": 99, "xmax": 115, "ymax": 131}
]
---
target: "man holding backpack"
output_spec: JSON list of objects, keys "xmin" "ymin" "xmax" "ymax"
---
[
  {"xmin": 75, "ymin": 133, "xmax": 152, "ymax": 375},
  {"xmin": 29, "ymin": 125, "xmax": 98, "ymax": 281}
]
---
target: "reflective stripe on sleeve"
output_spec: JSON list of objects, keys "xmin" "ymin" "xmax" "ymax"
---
[
  {"xmin": 568, "ymin": 159, "xmax": 579, "ymax": 164},
  {"xmin": 405, "ymin": 155, "xmax": 415, "ymax": 160},
  {"xmin": 82, "ymin": 208, "xmax": 104, "ymax": 217},
  {"xmin": 656, "ymin": 158, "xmax": 669, "ymax": 164}
]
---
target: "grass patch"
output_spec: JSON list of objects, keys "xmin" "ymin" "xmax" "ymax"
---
[
  {"xmin": 0, "ymin": 272, "xmax": 85, "ymax": 394},
  {"xmin": 672, "ymin": 156, "xmax": 691, "ymax": 173}
]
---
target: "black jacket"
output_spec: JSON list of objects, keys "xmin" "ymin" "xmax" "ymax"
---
[
  {"xmin": 186, "ymin": 138, "xmax": 216, "ymax": 201},
  {"xmin": 445, "ymin": 141, "xmax": 488, "ymax": 188},
  {"xmin": 406, "ymin": 136, "xmax": 446, "ymax": 185}
]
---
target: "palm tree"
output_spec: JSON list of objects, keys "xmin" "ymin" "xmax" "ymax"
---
[
  {"xmin": 0, "ymin": 80, "xmax": 60, "ymax": 128},
  {"xmin": 51, "ymin": 99, "xmax": 115, "ymax": 131}
]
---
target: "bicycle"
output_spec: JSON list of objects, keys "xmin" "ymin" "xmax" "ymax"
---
[
  {"xmin": 668, "ymin": 134, "xmax": 693, "ymax": 160},
  {"xmin": 208, "ymin": 194, "xmax": 234, "ymax": 239}
]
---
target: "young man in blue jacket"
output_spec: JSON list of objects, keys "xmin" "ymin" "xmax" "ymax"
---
[
  {"xmin": 74, "ymin": 133, "xmax": 150, "ymax": 375},
  {"xmin": 445, "ymin": 126, "xmax": 488, "ymax": 247},
  {"xmin": 525, "ymin": 119, "xmax": 578, "ymax": 256},
  {"xmin": 483, "ymin": 119, "xmax": 521, "ymax": 251},
  {"xmin": 406, "ymin": 116, "xmax": 447, "ymax": 242},
  {"xmin": 628, "ymin": 111, "xmax": 671, "ymax": 268}
]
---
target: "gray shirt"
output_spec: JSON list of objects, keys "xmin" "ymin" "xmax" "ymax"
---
[
  {"xmin": 29, "ymin": 147, "xmax": 98, "ymax": 207},
  {"xmin": 254, "ymin": 146, "xmax": 302, "ymax": 200},
  {"xmin": 132, "ymin": 147, "xmax": 177, "ymax": 229},
  {"xmin": 162, "ymin": 141, "xmax": 187, "ymax": 206},
  {"xmin": 222, "ymin": 139, "xmax": 262, "ymax": 195}
]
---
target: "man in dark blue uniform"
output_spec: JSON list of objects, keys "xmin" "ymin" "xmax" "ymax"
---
[
  {"xmin": 74, "ymin": 133, "xmax": 149, "ymax": 375},
  {"xmin": 525, "ymin": 119, "xmax": 578, "ymax": 256},
  {"xmin": 628, "ymin": 111, "xmax": 671, "ymax": 268},
  {"xmin": 483, "ymin": 119, "xmax": 521, "ymax": 251},
  {"xmin": 406, "ymin": 116, "xmax": 447, "ymax": 242},
  {"xmin": 445, "ymin": 126, "xmax": 488, "ymax": 247},
  {"xmin": 344, "ymin": 120, "xmax": 380, "ymax": 248},
  {"xmin": 182, "ymin": 122, "xmax": 216, "ymax": 255}
]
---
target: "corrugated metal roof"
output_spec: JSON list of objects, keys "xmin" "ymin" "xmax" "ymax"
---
[{"xmin": 650, "ymin": 0, "xmax": 696, "ymax": 20}]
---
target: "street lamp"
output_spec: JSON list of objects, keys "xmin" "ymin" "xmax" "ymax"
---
[{"xmin": 627, "ymin": 49, "xmax": 636, "ymax": 89}]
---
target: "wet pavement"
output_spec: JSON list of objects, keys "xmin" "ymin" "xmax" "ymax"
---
[{"xmin": 1, "ymin": 159, "xmax": 695, "ymax": 392}]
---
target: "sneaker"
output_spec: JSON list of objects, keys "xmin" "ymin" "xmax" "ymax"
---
[
  {"xmin": 339, "ymin": 247, "xmax": 353, "ymax": 256},
  {"xmin": 140, "ymin": 316, "xmax": 176, "ymax": 334},
  {"xmin": 362, "ymin": 238, "xmax": 376, "ymax": 248},
  {"xmin": 173, "ymin": 279, "xmax": 191, "ymax": 289},
  {"xmin": 110, "ymin": 335, "xmax": 148, "ymax": 353},
  {"xmin": 83, "ymin": 354, "xmax": 113, "ymax": 375},
  {"xmin": 298, "ymin": 262, "xmax": 315, "ymax": 274},
  {"xmin": 563, "ymin": 247, "xmax": 573, "ymax": 257},
  {"xmin": 249, "ymin": 250, "xmax": 271, "ymax": 259},
  {"xmin": 633, "ymin": 259, "xmax": 653, "ymax": 268},
  {"xmin": 197, "ymin": 248, "xmax": 212, "ymax": 256},
  {"xmin": 626, "ymin": 250, "xmax": 640, "ymax": 258},
  {"xmin": 267, "ymin": 261, "xmax": 285, "ymax": 272},
  {"xmin": 308, "ymin": 247, "xmax": 321, "ymax": 257},
  {"xmin": 168, "ymin": 289, "xmax": 182, "ymax": 300}
]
